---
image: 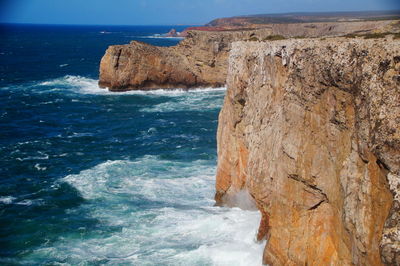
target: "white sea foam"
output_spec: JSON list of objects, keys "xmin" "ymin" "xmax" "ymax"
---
[
  {"xmin": 37, "ymin": 75, "xmax": 226, "ymax": 98},
  {"xmin": 16, "ymin": 155, "xmax": 49, "ymax": 161},
  {"xmin": 0, "ymin": 196, "xmax": 43, "ymax": 206},
  {"xmin": 139, "ymin": 35, "xmax": 185, "ymax": 40},
  {"xmin": 0, "ymin": 196, "xmax": 17, "ymax": 204},
  {"xmin": 38, "ymin": 75, "xmax": 102, "ymax": 94},
  {"xmin": 141, "ymin": 88, "xmax": 226, "ymax": 112},
  {"xmin": 67, "ymin": 132, "xmax": 94, "ymax": 138},
  {"xmin": 34, "ymin": 163, "xmax": 47, "ymax": 171},
  {"xmin": 16, "ymin": 199, "xmax": 34, "ymax": 206},
  {"xmin": 27, "ymin": 156, "xmax": 264, "ymax": 265}
]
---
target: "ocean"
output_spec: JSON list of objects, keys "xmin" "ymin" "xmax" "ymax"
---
[{"xmin": 0, "ymin": 24, "xmax": 263, "ymax": 265}]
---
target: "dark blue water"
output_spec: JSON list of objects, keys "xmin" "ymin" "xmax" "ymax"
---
[{"xmin": 0, "ymin": 24, "xmax": 262, "ymax": 265}]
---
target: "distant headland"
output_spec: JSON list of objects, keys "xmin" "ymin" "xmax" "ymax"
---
[{"xmin": 165, "ymin": 10, "xmax": 400, "ymax": 37}]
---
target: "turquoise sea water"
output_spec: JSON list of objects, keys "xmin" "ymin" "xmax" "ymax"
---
[{"xmin": 0, "ymin": 24, "xmax": 263, "ymax": 265}]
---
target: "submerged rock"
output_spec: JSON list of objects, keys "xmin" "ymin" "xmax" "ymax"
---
[{"xmin": 216, "ymin": 37, "xmax": 400, "ymax": 265}]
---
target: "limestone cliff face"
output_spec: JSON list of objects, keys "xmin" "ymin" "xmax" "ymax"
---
[
  {"xmin": 216, "ymin": 37, "xmax": 400, "ymax": 265},
  {"xmin": 99, "ymin": 30, "xmax": 273, "ymax": 91},
  {"xmin": 99, "ymin": 20, "xmax": 399, "ymax": 91},
  {"xmin": 99, "ymin": 31, "xmax": 245, "ymax": 91}
]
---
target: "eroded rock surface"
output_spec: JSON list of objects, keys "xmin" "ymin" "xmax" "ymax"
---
[
  {"xmin": 99, "ymin": 31, "xmax": 240, "ymax": 91},
  {"xmin": 99, "ymin": 20, "xmax": 400, "ymax": 91},
  {"xmin": 216, "ymin": 37, "xmax": 400, "ymax": 265}
]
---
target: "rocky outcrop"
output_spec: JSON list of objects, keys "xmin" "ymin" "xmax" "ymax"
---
[
  {"xmin": 99, "ymin": 20, "xmax": 400, "ymax": 91},
  {"xmin": 99, "ymin": 31, "xmax": 241, "ymax": 91},
  {"xmin": 99, "ymin": 40, "xmax": 205, "ymax": 91},
  {"xmin": 216, "ymin": 37, "xmax": 400, "ymax": 265}
]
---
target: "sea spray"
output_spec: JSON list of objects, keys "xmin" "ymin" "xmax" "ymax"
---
[{"xmin": 24, "ymin": 157, "xmax": 264, "ymax": 265}]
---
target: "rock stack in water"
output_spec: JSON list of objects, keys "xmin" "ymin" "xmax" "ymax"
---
[{"xmin": 98, "ymin": 31, "xmax": 238, "ymax": 91}]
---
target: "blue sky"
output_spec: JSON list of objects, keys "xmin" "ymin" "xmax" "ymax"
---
[{"xmin": 1, "ymin": 0, "xmax": 399, "ymax": 25}]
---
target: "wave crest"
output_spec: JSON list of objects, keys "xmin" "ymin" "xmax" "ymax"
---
[
  {"xmin": 22, "ymin": 156, "xmax": 265, "ymax": 265},
  {"xmin": 37, "ymin": 75, "xmax": 226, "ymax": 97}
]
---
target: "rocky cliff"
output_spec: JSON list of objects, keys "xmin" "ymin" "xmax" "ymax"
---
[
  {"xmin": 216, "ymin": 37, "xmax": 400, "ymax": 265},
  {"xmin": 98, "ymin": 20, "xmax": 400, "ymax": 91},
  {"xmin": 98, "ymin": 31, "xmax": 240, "ymax": 91},
  {"xmin": 207, "ymin": 11, "xmax": 400, "ymax": 29}
]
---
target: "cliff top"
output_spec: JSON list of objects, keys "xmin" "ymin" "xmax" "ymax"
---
[
  {"xmin": 207, "ymin": 10, "xmax": 400, "ymax": 29},
  {"xmin": 183, "ymin": 20, "xmax": 400, "ymax": 39}
]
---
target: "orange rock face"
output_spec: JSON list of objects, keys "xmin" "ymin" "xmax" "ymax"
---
[
  {"xmin": 98, "ymin": 20, "xmax": 400, "ymax": 91},
  {"xmin": 99, "ymin": 31, "xmax": 237, "ymax": 91},
  {"xmin": 99, "ymin": 40, "xmax": 211, "ymax": 91},
  {"xmin": 216, "ymin": 38, "xmax": 400, "ymax": 265}
]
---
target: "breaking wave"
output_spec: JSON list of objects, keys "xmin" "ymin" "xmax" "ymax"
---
[
  {"xmin": 1, "ymin": 74, "xmax": 225, "ymax": 99},
  {"xmin": 24, "ymin": 156, "xmax": 264, "ymax": 265},
  {"xmin": 4, "ymin": 75, "xmax": 227, "ymax": 112}
]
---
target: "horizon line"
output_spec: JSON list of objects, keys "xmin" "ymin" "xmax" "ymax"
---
[
  {"xmin": 1, "ymin": 9, "xmax": 399, "ymax": 27},
  {"xmin": 0, "ymin": 22, "xmax": 203, "ymax": 27}
]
